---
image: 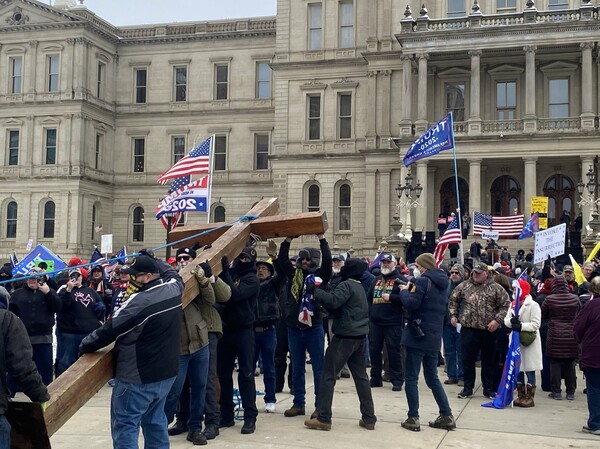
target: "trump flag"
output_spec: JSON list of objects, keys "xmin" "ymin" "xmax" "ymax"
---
[{"xmin": 403, "ymin": 114, "xmax": 455, "ymax": 167}]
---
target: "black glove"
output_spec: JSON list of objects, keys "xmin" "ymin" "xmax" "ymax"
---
[
  {"xmin": 391, "ymin": 283, "xmax": 401, "ymax": 295},
  {"xmin": 510, "ymin": 316, "xmax": 520, "ymax": 325},
  {"xmin": 511, "ymin": 322, "xmax": 522, "ymax": 331},
  {"xmin": 139, "ymin": 248, "xmax": 156, "ymax": 259},
  {"xmin": 305, "ymin": 283, "xmax": 316, "ymax": 295},
  {"xmin": 221, "ymin": 256, "xmax": 230, "ymax": 272},
  {"xmin": 200, "ymin": 261, "xmax": 212, "ymax": 278}
]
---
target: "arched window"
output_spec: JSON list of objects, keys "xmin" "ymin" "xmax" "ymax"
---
[
  {"xmin": 338, "ymin": 183, "xmax": 351, "ymax": 231},
  {"xmin": 6, "ymin": 201, "xmax": 17, "ymax": 238},
  {"xmin": 307, "ymin": 184, "xmax": 320, "ymax": 212},
  {"xmin": 214, "ymin": 205, "xmax": 226, "ymax": 223},
  {"xmin": 43, "ymin": 201, "xmax": 55, "ymax": 238},
  {"xmin": 132, "ymin": 206, "xmax": 144, "ymax": 242},
  {"xmin": 543, "ymin": 174, "xmax": 575, "ymax": 228},
  {"xmin": 490, "ymin": 176, "xmax": 521, "ymax": 216},
  {"xmin": 439, "ymin": 177, "xmax": 469, "ymax": 217},
  {"xmin": 91, "ymin": 204, "xmax": 100, "ymax": 239}
]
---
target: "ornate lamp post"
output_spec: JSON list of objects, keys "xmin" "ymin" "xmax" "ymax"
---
[
  {"xmin": 577, "ymin": 156, "xmax": 600, "ymax": 254},
  {"xmin": 394, "ymin": 169, "xmax": 423, "ymax": 241},
  {"xmin": 162, "ymin": 209, "xmax": 176, "ymax": 260}
]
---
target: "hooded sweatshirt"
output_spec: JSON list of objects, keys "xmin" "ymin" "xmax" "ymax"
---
[{"xmin": 541, "ymin": 275, "xmax": 580, "ymax": 359}]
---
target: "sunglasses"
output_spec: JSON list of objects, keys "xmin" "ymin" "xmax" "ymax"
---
[
  {"xmin": 450, "ymin": 271, "xmax": 460, "ymax": 275},
  {"xmin": 176, "ymin": 255, "xmax": 191, "ymax": 261}
]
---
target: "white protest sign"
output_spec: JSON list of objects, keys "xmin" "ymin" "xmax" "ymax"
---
[
  {"xmin": 533, "ymin": 223, "xmax": 566, "ymax": 264},
  {"xmin": 482, "ymin": 230, "xmax": 500, "ymax": 241},
  {"xmin": 101, "ymin": 234, "xmax": 113, "ymax": 255},
  {"xmin": 26, "ymin": 239, "xmax": 33, "ymax": 251}
]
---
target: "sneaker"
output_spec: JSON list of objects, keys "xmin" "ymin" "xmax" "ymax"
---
[
  {"xmin": 392, "ymin": 384, "xmax": 403, "ymax": 392},
  {"xmin": 401, "ymin": 417, "xmax": 420, "ymax": 432},
  {"xmin": 241, "ymin": 420, "xmax": 256, "ymax": 435},
  {"xmin": 359, "ymin": 419, "xmax": 375, "ymax": 430},
  {"xmin": 429, "ymin": 414, "xmax": 456, "ymax": 431},
  {"xmin": 265, "ymin": 402, "xmax": 276, "ymax": 413},
  {"xmin": 382, "ymin": 372, "xmax": 391, "ymax": 382},
  {"xmin": 566, "ymin": 393, "xmax": 575, "ymax": 401},
  {"xmin": 457, "ymin": 380, "xmax": 465, "ymax": 387},
  {"xmin": 202, "ymin": 425, "xmax": 219, "ymax": 440},
  {"xmin": 483, "ymin": 390, "xmax": 496, "ymax": 400},
  {"xmin": 582, "ymin": 425, "xmax": 600, "ymax": 435},
  {"xmin": 186, "ymin": 431, "xmax": 208, "ymax": 445},
  {"xmin": 548, "ymin": 392, "xmax": 562, "ymax": 400},
  {"xmin": 370, "ymin": 378, "xmax": 383, "ymax": 388},
  {"xmin": 457, "ymin": 389, "xmax": 473, "ymax": 399},
  {"xmin": 340, "ymin": 367, "xmax": 351, "ymax": 378},
  {"xmin": 304, "ymin": 417, "xmax": 332, "ymax": 431},
  {"xmin": 444, "ymin": 378, "xmax": 458, "ymax": 385},
  {"xmin": 168, "ymin": 420, "xmax": 188, "ymax": 436},
  {"xmin": 284, "ymin": 406, "xmax": 306, "ymax": 417}
]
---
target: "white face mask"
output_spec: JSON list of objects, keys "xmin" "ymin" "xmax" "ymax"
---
[
  {"xmin": 412, "ymin": 269, "xmax": 421, "ymax": 279},
  {"xmin": 381, "ymin": 267, "xmax": 394, "ymax": 275}
]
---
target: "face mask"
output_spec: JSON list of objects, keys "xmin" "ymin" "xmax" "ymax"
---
[
  {"xmin": 381, "ymin": 267, "xmax": 394, "ymax": 276},
  {"xmin": 413, "ymin": 269, "xmax": 421, "ymax": 279}
]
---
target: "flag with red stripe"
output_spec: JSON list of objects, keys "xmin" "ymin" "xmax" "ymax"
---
[
  {"xmin": 433, "ymin": 215, "xmax": 461, "ymax": 267},
  {"xmin": 158, "ymin": 136, "xmax": 211, "ymax": 184}
]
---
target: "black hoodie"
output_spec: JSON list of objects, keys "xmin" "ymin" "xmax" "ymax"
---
[{"xmin": 220, "ymin": 260, "xmax": 260, "ymax": 330}]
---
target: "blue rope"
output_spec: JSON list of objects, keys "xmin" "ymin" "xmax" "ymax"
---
[{"xmin": 1, "ymin": 214, "xmax": 259, "ymax": 286}]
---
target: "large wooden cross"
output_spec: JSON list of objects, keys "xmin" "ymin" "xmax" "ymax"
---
[{"xmin": 17, "ymin": 198, "xmax": 327, "ymax": 447}]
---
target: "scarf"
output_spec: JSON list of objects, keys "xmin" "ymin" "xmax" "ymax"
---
[{"xmin": 298, "ymin": 274, "xmax": 321, "ymax": 327}]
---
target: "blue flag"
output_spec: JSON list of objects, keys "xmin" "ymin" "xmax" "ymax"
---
[
  {"xmin": 11, "ymin": 244, "xmax": 66, "ymax": 278},
  {"xmin": 403, "ymin": 114, "xmax": 455, "ymax": 167},
  {"xmin": 518, "ymin": 213, "xmax": 540, "ymax": 240},
  {"xmin": 89, "ymin": 248, "xmax": 104, "ymax": 266},
  {"xmin": 111, "ymin": 246, "xmax": 128, "ymax": 265}
]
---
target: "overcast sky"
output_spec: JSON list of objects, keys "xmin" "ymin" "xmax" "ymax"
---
[{"xmin": 56, "ymin": 1, "xmax": 277, "ymax": 26}]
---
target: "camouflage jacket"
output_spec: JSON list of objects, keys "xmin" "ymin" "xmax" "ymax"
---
[{"xmin": 449, "ymin": 278, "xmax": 510, "ymax": 330}]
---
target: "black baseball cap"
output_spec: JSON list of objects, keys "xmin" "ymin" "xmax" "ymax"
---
[{"xmin": 122, "ymin": 255, "xmax": 159, "ymax": 275}]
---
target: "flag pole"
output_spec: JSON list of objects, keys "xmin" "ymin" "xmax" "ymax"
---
[
  {"xmin": 449, "ymin": 112, "xmax": 465, "ymax": 265},
  {"xmin": 207, "ymin": 134, "xmax": 215, "ymax": 225}
]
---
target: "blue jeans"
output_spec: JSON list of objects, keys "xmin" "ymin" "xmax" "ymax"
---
[
  {"xmin": 517, "ymin": 370, "xmax": 536, "ymax": 386},
  {"xmin": 584, "ymin": 368, "xmax": 600, "ymax": 431},
  {"xmin": 0, "ymin": 415, "xmax": 10, "ymax": 448},
  {"xmin": 56, "ymin": 330, "xmax": 87, "ymax": 377},
  {"xmin": 287, "ymin": 326, "xmax": 324, "ymax": 408},
  {"xmin": 111, "ymin": 377, "xmax": 176, "ymax": 449},
  {"xmin": 164, "ymin": 345, "xmax": 209, "ymax": 431},
  {"xmin": 404, "ymin": 347, "xmax": 452, "ymax": 418},
  {"xmin": 254, "ymin": 326, "xmax": 277, "ymax": 404},
  {"xmin": 442, "ymin": 322, "xmax": 463, "ymax": 381}
]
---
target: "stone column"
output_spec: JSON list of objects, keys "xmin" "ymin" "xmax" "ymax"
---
[
  {"xmin": 379, "ymin": 170, "xmax": 391, "ymax": 238},
  {"xmin": 26, "ymin": 40, "xmax": 38, "ymax": 99},
  {"xmin": 366, "ymin": 1, "xmax": 378, "ymax": 51},
  {"xmin": 523, "ymin": 157, "xmax": 538, "ymax": 218},
  {"xmin": 64, "ymin": 38, "xmax": 76, "ymax": 100},
  {"xmin": 365, "ymin": 170, "xmax": 377, "ymax": 245},
  {"xmin": 415, "ymin": 161, "xmax": 428, "ymax": 231},
  {"xmin": 469, "ymin": 159, "xmax": 482, "ymax": 218},
  {"xmin": 400, "ymin": 54, "xmax": 413, "ymax": 136},
  {"xmin": 580, "ymin": 42, "xmax": 595, "ymax": 130},
  {"xmin": 366, "ymin": 70, "xmax": 378, "ymax": 149},
  {"xmin": 416, "ymin": 53, "xmax": 429, "ymax": 133},
  {"xmin": 380, "ymin": 70, "xmax": 392, "ymax": 141},
  {"xmin": 468, "ymin": 50, "xmax": 482, "ymax": 135},
  {"xmin": 581, "ymin": 157, "xmax": 595, "ymax": 227},
  {"xmin": 524, "ymin": 46, "xmax": 537, "ymax": 133}
]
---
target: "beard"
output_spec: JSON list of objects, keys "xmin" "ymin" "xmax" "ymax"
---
[
  {"xmin": 381, "ymin": 267, "xmax": 394, "ymax": 276},
  {"xmin": 332, "ymin": 267, "xmax": 341, "ymax": 275}
]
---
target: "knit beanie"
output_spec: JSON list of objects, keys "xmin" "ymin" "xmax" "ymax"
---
[
  {"xmin": 416, "ymin": 253, "xmax": 437, "ymax": 271},
  {"xmin": 518, "ymin": 279, "xmax": 531, "ymax": 297}
]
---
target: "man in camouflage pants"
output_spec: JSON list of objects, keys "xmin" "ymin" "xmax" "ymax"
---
[{"xmin": 449, "ymin": 263, "xmax": 510, "ymax": 400}]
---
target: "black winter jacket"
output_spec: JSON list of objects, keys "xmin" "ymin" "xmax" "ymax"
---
[
  {"xmin": 9, "ymin": 286, "xmax": 61, "ymax": 343},
  {"xmin": 367, "ymin": 270, "xmax": 406, "ymax": 326},
  {"xmin": 220, "ymin": 261, "xmax": 259, "ymax": 330},
  {"xmin": 255, "ymin": 261, "xmax": 284, "ymax": 327},
  {"xmin": 56, "ymin": 284, "xmax": 105, "ymax": 334}
]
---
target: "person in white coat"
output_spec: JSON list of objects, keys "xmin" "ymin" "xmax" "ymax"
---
[{"xmin": 504, "ymin": 279, "xmax": 543, "ymax": 407}]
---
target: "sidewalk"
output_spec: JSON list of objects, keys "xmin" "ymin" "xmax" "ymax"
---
[{"xmin": 51, "ymin": 367, "xmax": 598, "ymax": 448}]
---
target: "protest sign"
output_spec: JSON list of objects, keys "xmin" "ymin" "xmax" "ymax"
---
[{"xmin": 534, "ymin": 223, "xmax": 566, "ymax": 264}]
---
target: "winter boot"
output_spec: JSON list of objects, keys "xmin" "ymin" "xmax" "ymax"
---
[
  {"xmin": 521, "ymin": 384, "xmax": 536, "ymax": 408},
  {"xmin": 513, "ymin": 383, "xmax": 525, "ymax": 407}
]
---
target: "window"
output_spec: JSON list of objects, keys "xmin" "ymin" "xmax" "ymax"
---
[
  {"xmin": 95, "ymin": 133, "xmax": 102, "ymax": 169},
  {"xmin": 97, "ymin": 62, "xmax": 105, "ymax": 98},
  {"xmin": 214, "ymin": 135, "xmax": 227, "ymax": 171},
  {"xmin": 548, "ymin": 0, "xmax": 568, "ymax": 10},
  {"xmin": 496, "ymin": 81, "xmax": 516, "ymax": 120},
  {"xmin": 132, "ymin": 206, "xmax": 144, "ymax": 242},
  {"xmin": 543, "ymin": 174, "xmax": 575, "ymax": 228},
  {"xmin": 338, "ymin": 183, "xmax": 351, "ymax": 231},
  {"xmin": 338, "ymin": 93, "xmax": 352, "ymax": 139},
  {"xmin": 134, "ymin": 68, "xmax": 147, "ymax": 104},
  {"xmin": 549, "ymin": 79, "xmax": 569, "ymax": 118},
  {"xmin": 9, "ymin": 56, "xmax": 22, "ymax": 94},
  {"xmin": 174, "ymin": 66, "xmax": 187, "ymax": 102},
  {"xmin": 133, "ymin": 138, "xmax": 145, "ymax": 172},
  {"xmin": 256, "ymin": 62, "xmax": 271, "ymax": 99},
  {"xmin": 213, "ymin": 205, "xmax": 226, "ymax": 222},
  {"xmin": 255, "ymin": 134, "xmax": 269, "ymax": 170},
  {"xmin": 491, "ymin": 176, "xmax": 521, "ymax": 216},
  {"xmin": 6, "ymin": 201, "xmax": 17, "ymax": 239},
  {"xmin": 447, "ymin": 0, "xmax": 466, "ymax": 17},
  {"xmin": 47, "ymin": 55, "xmax": 59, "ymax": 92},
  {"xmin": 43, "ymin": 201, "xmax": 55, "ymax": 239},
  {"xmin": 91, "ymin": 204, "xmax": 98, "ymax": 240},
  {"xmin": 496, "ymin": 0, "xmax": 516, "ymax": 9},
  {"xmin": 45, "ymin": 129, "xmax": 57, "ymax": 165},
  {"xmin": 446, "ymin": 83, "xmax": 465, "ymax": 121},
  {"xmin": 307, "ymin": 184, "xmax": 320, "ymax": 212},
  {"xmin": 308, "ymin": 94, "xmax": 321, "ymax": 140},
  {"xmin": 173, "ymin": 137, "xmax": 186, "ymax": 164},
  {"xmin": 339, "ymin": 1, "xmax": 354, "ymax": 48},
  {"xmin": 308, "ymin": 3, "xmax": 323, "ymax": 51},
  {"xmin": 8, "ymin": 130, "xmax": 19, "ymax": 166},
  {"xmin": 215, "ymin": 64, "xmax": 229, "ymax": 100}
]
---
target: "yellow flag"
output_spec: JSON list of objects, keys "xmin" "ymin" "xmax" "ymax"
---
[
  {"xmin": 568, "ymin": 255, "xmax": 586, "ymax": 285},
  {"xmin": 586, "ymin": 240, "xmax": 600, "ymax": 262}
]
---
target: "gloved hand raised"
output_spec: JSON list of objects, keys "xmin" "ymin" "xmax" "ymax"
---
[
  {"xmin": 199, "ymin": 261, "xmax": 213, "ymax": 278},
  {"xmin": 191, "ymin": 266, "xmax": 209, "ymax": 287},
  {"xmin": 221, "ymin": 256, "xmax": 230, "ymax": 272},
  {"xmin": 266, "ymin": 239, "xmax": 278, "ymax": 257}
]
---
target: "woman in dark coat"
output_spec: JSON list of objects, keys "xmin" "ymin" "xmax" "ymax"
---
[{"xmin": 540, "ymin": 275, "xmax": 580, "ymax": 400}]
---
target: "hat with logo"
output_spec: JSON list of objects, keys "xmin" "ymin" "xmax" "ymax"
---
[
  {"xmin": 122, "ymin": 255, "xmax": 159, "ymax": 275},
  {"xmin": 380, "ymin": 253, "xmax": 396, "ymax": 263},
  {"xmin": 68, "ymin": 257, "xmax": 84, "ymax": 267},
  {"xmin": 28, "ymin": 267, "xmax": 44, "ymax": 276},
  {"xmin": 239, "ymin": 246, "xmax": 257, "ymax": 262},
  {"xmin": 562, "ymin": 265, "xmax": 574, "ymax": 273},
  {"xmin": 68, "ymin": 267, "xmax": 88, "ymax": 279},
  {"xmin": 332, "ymin": 254, "xmax": 346, "ymax": 262},
  {"xmin": 176, "ymin": 247, "xmax": 197, "ymax": 260},
  {"xmin": 256, "ymin": 258, "xmax": 274, "ymax": 273},
  {"xmin": 472, "ymin": 262, "xmax": 490, "ymax": 274}
]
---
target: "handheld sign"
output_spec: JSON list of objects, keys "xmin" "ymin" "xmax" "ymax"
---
[{"xmin": 534, "ymin": 223, "xmax": 566, "ymax": 264}]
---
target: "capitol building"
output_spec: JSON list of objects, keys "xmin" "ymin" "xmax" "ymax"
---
[{"xmin": 1, "ymin": 0, "xmax": 599, "ymax": 259}]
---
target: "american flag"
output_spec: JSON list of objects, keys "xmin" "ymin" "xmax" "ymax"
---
[
  {"xmin": 433, "ymin": 215, "xmax": 462, "ymax": 267},
  {"xmin": 159, "ymin": 212, "xmax": 183, "ymax": 230},
  {"xmin": 473, "ymin": 211, "xmax": 524, "ymax": 238},
  {"xmin": 168, "ymin": 175, "xmax": 191, "ymax": 194},
  {"xmin": 158, "ymin": 136, "xmax": 211, "ymax": 184}
]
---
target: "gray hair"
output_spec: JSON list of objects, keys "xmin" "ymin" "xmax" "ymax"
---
[{"xmin": 590, "ymin": 276, "xmax": 600, "ymax": 296}]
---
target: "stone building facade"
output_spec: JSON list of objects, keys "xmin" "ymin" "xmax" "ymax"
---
[{"xmin": 0, "ymin": 0, "xmax": 598, "ymax": 260}]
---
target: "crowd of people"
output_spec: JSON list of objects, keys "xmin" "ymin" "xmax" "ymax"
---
[{"xmin": 0, "ymin": 236, "xmax": 599, "ymax": 447}]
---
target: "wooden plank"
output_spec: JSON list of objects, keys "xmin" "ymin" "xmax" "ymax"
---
[
  {"xmin": 169, "ymin": 211, "xmax": 328, "ymax": 251},
  {"xmin": 7, "ymin": 402, "xmax": 51, "ymax": 449}
]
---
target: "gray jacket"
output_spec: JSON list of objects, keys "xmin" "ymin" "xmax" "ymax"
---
[{"xmin": 314, "ymin": 278, "xmax": 369, "ymax": 338}]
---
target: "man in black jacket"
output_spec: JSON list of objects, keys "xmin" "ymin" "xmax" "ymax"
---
[
  {"xmin": 217, "ymin": 247, "xmax": 260, "ymax": 434},
  {"xmin": 304, "ymin": 258, "xmax": 376, "ymax": 431},
  {"xmin": 0, "ymin": 308, "xmax": 50, "ymax": 447},
  {"xmin": 79, "ymin": 253, "xmax": 183, "ymax": 449}
]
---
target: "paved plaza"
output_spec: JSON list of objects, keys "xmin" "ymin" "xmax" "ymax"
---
[{"xmin": 50, "ymin": 366, "xmax": 598, "ymax": 449}]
